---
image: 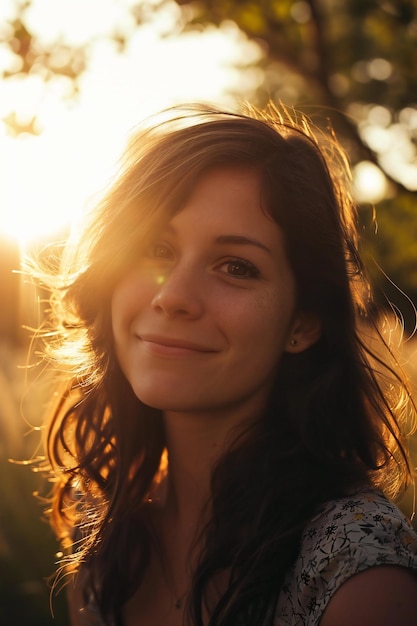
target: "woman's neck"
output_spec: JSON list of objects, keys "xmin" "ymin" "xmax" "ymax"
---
[{"xmin": 161, "ymin": 405, "xmax": 256, "ymax": 526}]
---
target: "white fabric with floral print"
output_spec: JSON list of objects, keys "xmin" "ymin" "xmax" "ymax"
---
[{"xmin": 274, "ymin": 489, "xmax": 417, "ymax": 626}]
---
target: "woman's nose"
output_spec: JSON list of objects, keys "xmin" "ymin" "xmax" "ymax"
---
[{"xmin": 150, "ymin": 262, "xmax": 204, "ymax": 319}]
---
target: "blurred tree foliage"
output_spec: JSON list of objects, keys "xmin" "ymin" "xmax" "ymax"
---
[{"xmin": 2, "ymin": 0, "xmax": 417, "ymax": 326}]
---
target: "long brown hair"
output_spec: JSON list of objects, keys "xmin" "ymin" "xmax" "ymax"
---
[{"xmin": 33, "ymin": 103, "xmax": 415, "ymax": 625}]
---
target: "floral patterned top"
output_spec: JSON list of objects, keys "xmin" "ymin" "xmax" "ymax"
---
[
  {"xmin": 274, "ymin": 489, "xmax": 417, "ymax": 625},
  {"xmin": 77, "ymin": 489, "xmax": 417, "ymax": 625}
]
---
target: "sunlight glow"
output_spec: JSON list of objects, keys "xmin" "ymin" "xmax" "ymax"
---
[
  {"xmin": 0, "ymin": 1, "xmax": 262, "ymax": 246},
  {"xmin": 24, "ymin": 0, "xmax": 139, "ymax": 46},
  {"xmin": 352, "ymin": 161, "xmax": 388, "ymax": 204},
  {"xmin": 358, "ymin": 104, "xmax": 417, "ymax": 193},
  {"xmin": 0, "ymin": 131, "xmax": 102, "ymax": 244}
]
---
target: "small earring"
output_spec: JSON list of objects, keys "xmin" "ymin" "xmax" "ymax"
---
[{"xmin": 290, "ymin": 338, "xmax": 298, "ymax": 346}]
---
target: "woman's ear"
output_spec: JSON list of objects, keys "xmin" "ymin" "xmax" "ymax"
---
[{"xmin": 285, "ymin": 312, "xmax": 322, "ymax": 354}]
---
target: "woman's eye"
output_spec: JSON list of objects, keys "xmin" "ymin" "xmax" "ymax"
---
[
  {"xmin": 150, "ymin": 243, "xmax": 173, "ymax": 259},
  {"xmin": 222, "ymin": 258, "xmax": 260, "ymax": 279}
]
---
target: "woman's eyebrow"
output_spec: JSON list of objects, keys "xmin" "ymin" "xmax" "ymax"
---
[
  {"xmin": 214, "ymin": 234, "xmax": 272, "ymax": 255},
  {"xmin": 161, "ymin": 225, "xmax": 273, "ymax": 256}
]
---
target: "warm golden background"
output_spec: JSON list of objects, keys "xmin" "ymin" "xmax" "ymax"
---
[{"xmin": 1, "ymin": 1, "xmax": 417, "ymax": 623}]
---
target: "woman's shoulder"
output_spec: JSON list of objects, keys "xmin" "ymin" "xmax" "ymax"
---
[
  {"xmin": 274, "ymin": 488, "xmax": 417, "ymax": 626},
  {"xmin": 305, "ymin": 488, "xmax": 417, "ymax": 556}
]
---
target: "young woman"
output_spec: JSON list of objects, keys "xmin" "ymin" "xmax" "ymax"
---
[{"xmin": 36, "ymin": 104, "xmax": 417, "ymax": 626}]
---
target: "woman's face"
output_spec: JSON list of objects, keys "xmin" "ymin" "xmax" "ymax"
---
[{"xmin": 111, "ymin": 167, "xmax": 300, "ymax": 420}]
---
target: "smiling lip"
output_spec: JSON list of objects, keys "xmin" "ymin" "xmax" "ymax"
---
[{"xmin": 138, "ymin": 334, "xmax": 216, "ymax": 356}]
